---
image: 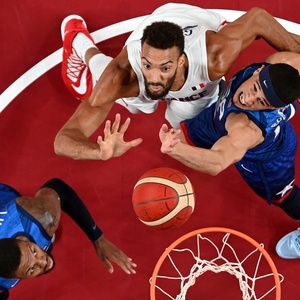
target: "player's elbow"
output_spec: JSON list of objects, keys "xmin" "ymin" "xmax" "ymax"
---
[
  {"xmin": 247, "ymin": 7, "xmax": 271, "ymax": 34},
  {"xmin": 53, "ymin": 132, "xmax": 66, "ymax": 156},
  {"xmin": 207, "ymin": 165, "xmax": 224, "ymax": 176},
  {"xmin": 247, "ymin": 7, "xmax": 269, "ymax": 18}
]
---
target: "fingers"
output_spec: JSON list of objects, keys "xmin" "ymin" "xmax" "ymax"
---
[
  {"xmin": 169, "ymin": 127, "xmax": 181, "ymax": 136},
  {"xmin": 117, "ymin": 257, "xmax": 137, "ymax": 275},
  {"xmin": 105, "ymin": 114, "xmax": 131, "ymax": 135},
  {"xmin": 106, "ymin": 254, "xmax": 137, "ymax": 275},
  {"xmin": 111, "ymin": 113, "xmax": 121, "ymax": 133},
  {"xmin": 103, "ymin": 119, "xmax": 112, "ymax": 138},
  {"xmin": 119, "ymin": 117, "xmax": 131, "ymax": 133},
  {"xmin": 97, "ymin": 135, "xmax": 103, "ymax": 144},
  {"xmin": 130, "ymin": 138, "xmax": 143, "ymax": 148},
  {"xmin": 160, "ymin": 123, "xmax": 169, "ymax": 133},
  {"xmin": 123, "ymin": 258, "xmax": 137, "ymax": 275},
  {"xmin": 103, "ymin": 259, "xmax": 114, "ymax": 274}
]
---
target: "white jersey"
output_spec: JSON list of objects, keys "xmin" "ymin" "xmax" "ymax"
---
[{"xmin": 125, "ymin": 3, "xmax": 227, "ymax": 105}]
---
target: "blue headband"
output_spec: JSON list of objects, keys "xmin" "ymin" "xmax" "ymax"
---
[{"xmin": 259, "ymin": 65, "xmax": 287, "ymax": 108}]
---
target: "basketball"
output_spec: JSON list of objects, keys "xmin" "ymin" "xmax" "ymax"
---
[{"xmin": 132, "ymin": 167, "xmax": 195, "ymax": 230}]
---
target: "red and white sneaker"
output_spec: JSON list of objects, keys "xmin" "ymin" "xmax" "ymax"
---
[{"xmin": 61, "ymin": 15, "xmax": 95, "ymax": 100}]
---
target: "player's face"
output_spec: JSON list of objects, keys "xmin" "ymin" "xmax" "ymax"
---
[
  {"xmin": 232, "ymin": 68, "xmax": 276, "ymax": 110},
  {"xmin": 141, "ymin": 43, "xmax": 183, "ymax": 100},
  {"xmin": 14, "ymin": 241, "xmax": 55, "ymax": 279}
]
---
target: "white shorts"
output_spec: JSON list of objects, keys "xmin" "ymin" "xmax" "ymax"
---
[{"xmin": 115, "ymin": 96, "xmax": 218, "ymax": 128}]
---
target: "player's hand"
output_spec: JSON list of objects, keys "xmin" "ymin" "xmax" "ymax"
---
[
  {"xmin": 93, "ymin": 235, "xmax": 137, "ymax": 274},
  {"xmin": 159, "ymin": 124, "xmax": 181, "ymax": 154},
  {"xmin": 97, "ymin": 114, "xmax": 143, "ymax": 160}
]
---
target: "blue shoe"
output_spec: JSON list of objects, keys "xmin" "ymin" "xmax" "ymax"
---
[{"xmin": 276, "ymin": 228, "xmax": 300, "ymax": 259}]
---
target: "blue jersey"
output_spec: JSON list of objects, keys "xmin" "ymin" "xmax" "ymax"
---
[
  {"xmin": 182, "ymin": 63, "xmax": 297, "ymax": 203},
  {"xmin": 0, "ymin": 184, "xmax": 52, "ymax": 290}
]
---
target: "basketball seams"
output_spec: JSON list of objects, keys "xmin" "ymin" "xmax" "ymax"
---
[
  {"xmin": 132, "ymin": 194, "xmax": 193, "ymax": 206},
  {"xmin": 140, "ymin": 200, "xmax": 192, "ymax": 227},
  {"xmin": 134, "ymin": 177, "xmax": 186, "ymax": 188},
  {"xmin": 132, "ymin": 167, "xmax": 195, "ymax": 229}
]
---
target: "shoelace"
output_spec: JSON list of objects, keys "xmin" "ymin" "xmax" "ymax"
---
[{"xmin": 66, "ymin": 48, "xmax": 85, "ymax": 83}]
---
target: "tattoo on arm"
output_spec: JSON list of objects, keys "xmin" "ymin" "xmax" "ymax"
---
[{"xmin": 36, "ymin": 207, "xmax": 58, "ymax": 232}]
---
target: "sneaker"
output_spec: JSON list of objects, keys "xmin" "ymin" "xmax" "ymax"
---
[
  {"xmin": 61, "ymin": 15, "xmax": 95, "ymax": 100},
  {"xmin": 276, "ymin": 228, "xmax": 300, "ymax": 259}
]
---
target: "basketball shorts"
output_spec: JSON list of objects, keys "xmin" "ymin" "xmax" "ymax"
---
[
  {"xmin": 235, "ymin": 122, "xmax": 297, "ymax": 204},
  {"xmin": 115, "ymin": 96, "xmax": 218, "ymax": 129}
]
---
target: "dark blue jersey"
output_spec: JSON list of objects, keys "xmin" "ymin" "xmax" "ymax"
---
[
  {"xmin": 181, "ymin": 63, "xmax": 297, "ymax": 203},
  {"xmin": 0, "ymin": 184, "xmax": 52, "ymax": 290}
]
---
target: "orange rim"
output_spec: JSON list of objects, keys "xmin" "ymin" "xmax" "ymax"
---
[{"xmin": 150, "ymin": 227, "xmax": 281, "ymax": 300}]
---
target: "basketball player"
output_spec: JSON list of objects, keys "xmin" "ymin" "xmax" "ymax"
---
[
  {"xmin": 54, "ymin": 3, "xmax": 300, "ymax": 160},
  {"xmin": 158, "ymin": 51, "xmax": 300, "ymax": 259},
  {"xmin": 0, "ymin": 179, "xmax": 136, "ymax": 299}
]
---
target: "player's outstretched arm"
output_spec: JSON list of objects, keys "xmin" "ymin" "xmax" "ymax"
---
[
  {"xmin": 265, "ymin": 51, "xmax": 300, "ymax": 72},
  {"xmin": 228, "ymin": 7, "xmax": 300, "ymax": 52},
  {"xmin": 159, "ymin": 114, "xmax": 263, "ymax": 176},
  {"xmin": 54, "ymin": 108, "xmax": 142, "ymax": 160},
  {"xmin": 207, "ymin": 7, "xmax": 300, "ymax": 80},
  {"xmin": 39, "ymin": 178, "xmax": 137, "ymax": 274},
  {"xmin": 93, "ymin": 235, "xmax": 137, "ymax": 275},
  {"xmin": 54, "ymin": 98, "xmax": 113, "ymax": 160},
  {"xmin": 55, "ymin": 48, "xmax": 140, "ymax": 160}
]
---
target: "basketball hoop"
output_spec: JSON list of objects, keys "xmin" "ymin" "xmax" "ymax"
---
[{"xmin": 150, "ymin": 227, "xmax": 283, "ymax": 300}]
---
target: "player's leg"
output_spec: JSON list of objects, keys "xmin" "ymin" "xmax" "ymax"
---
[
  {"xmin": 273, "ymin": 185, "xmax": 300, "ymax": 259},
  {"xmin": 234, "ymin": 123, "xmax": 300, "ymax": 259},
  {"xmin": 235, "ymin": 158, "xmax": 300, "ymax": 259},
  {"xmin": 61, "ymin": 15, "xmax": 112, "ymax": 100},
  {"xmin": 274, "ymin": 186, "xmax": 300, "ymax": 219}
]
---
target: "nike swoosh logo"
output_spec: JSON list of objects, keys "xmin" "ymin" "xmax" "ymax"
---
[
  {"xmin": 241, "ymin": 164, "xmax": 253, "ymax": 173},
  {"xmin": 263, "ymin": 80, "xmax": 268, "ymax": 88},
  {"xmin": 71, "ymin": 66, "xmax": 88, "ymax": 95},
  {"xmin": 11, "ymin": 279, "xmax": 21, "ymax": 287}
]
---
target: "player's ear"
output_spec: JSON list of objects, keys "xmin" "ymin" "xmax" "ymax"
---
[
  {"xmin": 178, "ymin": 54, "xmax": 185, "ymax": 67},
  {"xmin": 255, "ymin": 65, "xmax": 265, "ymax": 74}
]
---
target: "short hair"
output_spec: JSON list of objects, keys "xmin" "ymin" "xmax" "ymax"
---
[
  {"xmin": 259, "ymin": 63, "xmax": 300, "ymax": 107},
  {"xmin": 0, "ymin": 239, "xmax": 22, "ymax": 278},
  {"xmin": 141, "ymin": 21, "xmax": 185, "ymax": 55}
]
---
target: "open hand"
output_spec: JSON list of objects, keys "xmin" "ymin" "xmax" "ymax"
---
[
  {"xmin": 159, "ymin": 124, "xmax": 181, "ymax": 153},
  {"xmin": 94, "ymin": 235, "xmax": 137, "ymax": 275},
  {"xmin": 97, "ymin": 114, "xmax": 143, "ymax": 160}
]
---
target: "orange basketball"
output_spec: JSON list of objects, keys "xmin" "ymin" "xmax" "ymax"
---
[{"xmin": 132, "ymin": 167, "xmax": 195, "ymax": 230}]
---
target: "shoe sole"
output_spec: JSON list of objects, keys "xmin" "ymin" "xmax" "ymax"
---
[{"xmin": 61, "ymin": 14, "xmax": 87, "ymax": 41}]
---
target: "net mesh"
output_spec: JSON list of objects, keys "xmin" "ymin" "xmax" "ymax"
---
[{"xmin": 151, "ymin": 229, "xmax": 283, "ymax": 300}]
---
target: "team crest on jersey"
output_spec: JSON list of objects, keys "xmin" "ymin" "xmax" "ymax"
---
[
  {"xmin": 215, "ymin": 80, "xmax": 233, "ymax": 120},
  {"xmin": 182, "ymin": 25, "xmax": 198, "ymax": 36},
  {"xmin": 271, "ymin": 109, "xmax": 286, "ymax": 128}
]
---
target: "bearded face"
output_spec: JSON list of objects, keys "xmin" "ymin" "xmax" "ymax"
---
[{"xmin": 143, "ymin": 71, "xmax": 177, "ymax": 100}]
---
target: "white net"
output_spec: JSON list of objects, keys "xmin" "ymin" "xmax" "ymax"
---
[{"xmin": 151, "ymin": 229, "xmax": 283, "ymax": 300}]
